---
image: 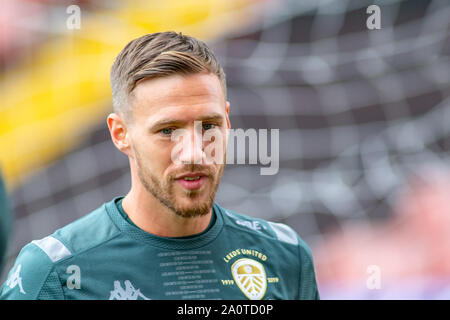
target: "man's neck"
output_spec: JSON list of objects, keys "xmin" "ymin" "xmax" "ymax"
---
[{"xmin": 121, "ymin": 190, "xmax": 213, "ymax": 238}]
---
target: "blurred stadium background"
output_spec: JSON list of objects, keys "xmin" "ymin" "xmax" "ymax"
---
[{"xmin": 1, "ymin": 0, "xmax": 449, "ymax": 299}]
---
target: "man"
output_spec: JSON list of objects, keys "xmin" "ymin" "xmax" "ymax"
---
[{"xmin": 1, "ymin": 32, "xmax": 319, "ymax": 300}]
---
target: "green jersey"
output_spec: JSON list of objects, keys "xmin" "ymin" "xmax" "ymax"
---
[{"xmin": 0, "ymin": 197, "xmax": 319, "ymax": 300}]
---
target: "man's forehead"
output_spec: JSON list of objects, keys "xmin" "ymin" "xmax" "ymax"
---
[
  {"xmin": 129, "ymin": 73, "xmax": 226, "ymax": 124},
  {"xmin": 144, "ymin": 105, "xmax": 226, "ymax": 129},
  {"xmin": 132, "ymin": 73, "xmax": 225, "ymax": 107}
]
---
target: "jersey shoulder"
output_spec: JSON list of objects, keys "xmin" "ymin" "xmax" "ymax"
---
[
  {"xmin": 1, "ymin": 200, "xmax": 120, "ymax": 300},
  {"xmin": 0, "ymin": 242, "xmax": 60, "ymax": 299},
  {"xmin": 217, "ymin": 203, "xmax": 320, "ymax": 300},
  {"xmin": 216, "ymin": 203, "xmax": 301, "ymax": 247},
  {"xmin": 50, "ymin": 201, "xmax": 121, "ymax": 257}
]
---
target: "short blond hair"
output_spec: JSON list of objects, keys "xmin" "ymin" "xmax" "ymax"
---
[{"xmin": 110, "ymin": 31, "xmax": 227, "ymax": 117}]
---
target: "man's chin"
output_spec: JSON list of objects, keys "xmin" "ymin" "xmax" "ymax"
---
[
  {"xmin": 172, "ymin": 205, "xmax": 212, "ymax": 218},
  {"xmin": 171, "ymin": 195, "xmax": 213, "ymax": 218}
]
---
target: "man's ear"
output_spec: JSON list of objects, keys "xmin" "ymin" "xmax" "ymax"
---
[{"xmin": 107, "ymin": 113, "xmax": 132, "ymax": 157}]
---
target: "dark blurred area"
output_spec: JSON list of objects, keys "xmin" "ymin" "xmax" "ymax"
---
[{"xmin": 1, "ymin": 0, "xmax": 449, "ymax": 298}]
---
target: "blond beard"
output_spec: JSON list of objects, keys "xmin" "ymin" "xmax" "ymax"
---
[{"xmin": 134, "ymin": 148, "xmax": 225, "ymax": 218}]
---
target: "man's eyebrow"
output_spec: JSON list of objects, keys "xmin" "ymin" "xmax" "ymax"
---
[
  {"xmin": 196, "ymin": 113, "xmax": 224, "ymax": 122},
  {"xmin": 150, "ymin": 113, "xmax": 225, "ymax": 130}
]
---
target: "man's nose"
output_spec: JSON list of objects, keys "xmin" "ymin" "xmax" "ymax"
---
[{"xmin": 178, "ymin": 128, "xmax": 204, "ymax": 165}]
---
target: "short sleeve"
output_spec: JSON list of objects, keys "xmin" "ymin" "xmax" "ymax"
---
[{"xmin": 0, "ymin": 242, "xmax": 64, "ymax": 300}]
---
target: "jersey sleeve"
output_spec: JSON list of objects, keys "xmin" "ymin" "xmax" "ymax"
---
[
  {"xmin": 0, "ymin": 242, "xmax": 65, "ymax": 300},
  {"xmin": 265, "ymin": 220, "xmax": 320, "ymax": 300},
  {"xmin": 297, "ymin": 236, "xmax": 320, "ymax": 300}
]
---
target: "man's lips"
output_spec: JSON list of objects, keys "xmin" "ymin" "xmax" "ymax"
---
[
  {"xmin": 174, "ymin": 172, "xmax": 209, "ymax": 190},
  {"xmin": 174, "ymin": 171, "xmax": 209, "ymax": 179}
]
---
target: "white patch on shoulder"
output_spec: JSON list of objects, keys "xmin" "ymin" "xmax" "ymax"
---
[
  {"xmin": 267, "ymin": 222, "xmax": 298, "ymax": 245},
  {"xmin": 226, "ymin": 211, "xmax": 264, "ymax": 233},
  {"xmin": 32, "ymin": 236, "xmax": 72, "ymax": 263}
]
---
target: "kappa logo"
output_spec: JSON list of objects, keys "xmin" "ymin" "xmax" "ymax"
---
[
  {"xmin": 6, "ymin": 264, "xmax": 26, "ymax": 294},
  {"xmin": 225, "ymin": 210, "xmax": 265, "ymax": 233},
  {"xmin": 231, "ymin": 258, "xmax": 267, "ymax": 300},
  {"xmin": 109, "ymin": 280, "xmax": 150, "ymax": 300}
]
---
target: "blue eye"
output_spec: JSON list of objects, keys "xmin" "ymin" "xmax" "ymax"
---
[
  {"xmin": 160, "ymin": 128, "xmax": 174, "ymax": 136},
  {"xmin": 203, "ymin": 123, "xmax": 216, "ymax": 131}
]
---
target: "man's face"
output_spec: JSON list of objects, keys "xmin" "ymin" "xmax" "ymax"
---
[{"xmin": 126, "ymin": 72, "xmax": 230, "ymax": 218}]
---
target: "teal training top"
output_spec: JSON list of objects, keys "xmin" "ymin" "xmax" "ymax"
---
[{"xmin": 0, "ymin": 197, "xmax": 319, "ymax": 300}]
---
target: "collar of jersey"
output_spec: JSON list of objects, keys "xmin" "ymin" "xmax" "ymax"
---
[{"xmin": 105, "ymin": 197, "xmax": 224, "ymax": 250}]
